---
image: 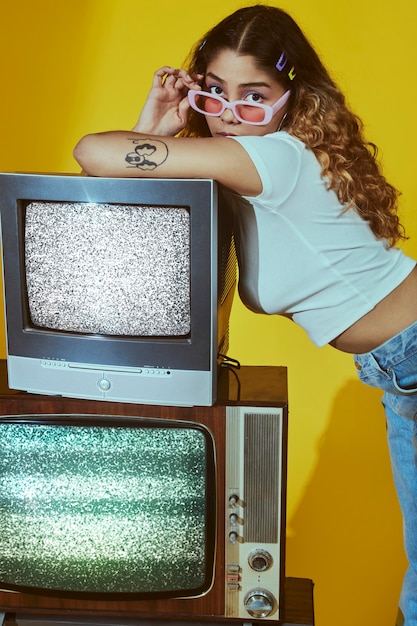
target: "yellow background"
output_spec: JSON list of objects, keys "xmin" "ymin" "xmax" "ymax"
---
[{"xmin": 1, "ymin": 1, "xmax": 416, "ymax": 625}]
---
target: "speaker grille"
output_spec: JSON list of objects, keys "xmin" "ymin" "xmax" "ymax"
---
[{"xmin": 244, "ymin": 413, "xmax": 281, "ymax": 543}]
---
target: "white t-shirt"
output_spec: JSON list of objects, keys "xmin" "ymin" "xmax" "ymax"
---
[{"xmin": 226, "ymin": 132, "xmax": 416, "ymax": 347}]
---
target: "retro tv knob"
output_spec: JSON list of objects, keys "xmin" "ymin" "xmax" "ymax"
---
[
  {"xmin": 229, "ymin": 494, "xmax": 239, "ymax": 507},
  {"xmin": 248, "ymin": 549, "xmax": 273, "ymax": 572},
  {"xmin": 244, "ymin": 588, "xmax": 275, "ymax": 618}
]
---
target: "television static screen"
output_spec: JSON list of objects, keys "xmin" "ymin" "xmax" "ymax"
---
[
  {"xmin": 0, "ymin": 419, "xmax": 212, "ymax": 595},
  {"xmin": 24, "ymin": 202, "xmax": 191, "ymax": 336}
]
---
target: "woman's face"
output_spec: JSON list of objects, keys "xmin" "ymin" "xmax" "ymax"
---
[{"xmin": 202, "ymin": 49, "xmax": 289, "ymax": 137}]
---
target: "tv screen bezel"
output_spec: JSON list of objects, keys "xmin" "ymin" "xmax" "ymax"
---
[
  {"xmin": 0, "ymin": 413, "xmax": 217, "ymax": 600},
  {"xmin": 0, "ymin": 174, "xmax": 218, "ymax": 372}
]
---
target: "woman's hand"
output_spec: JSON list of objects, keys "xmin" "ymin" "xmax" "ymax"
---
[{"xmin": 132, "ymin": 66, "xmax": 202, "ymax": 136}]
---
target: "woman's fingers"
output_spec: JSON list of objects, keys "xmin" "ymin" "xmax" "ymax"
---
[{"xmin": 152, "ymin": 67, "xmax": 203, "ymax": 92}]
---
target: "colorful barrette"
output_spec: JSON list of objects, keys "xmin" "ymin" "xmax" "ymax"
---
[{"xmin": 276, "ymin": 52, "xmax": 296, "ymax": 80}]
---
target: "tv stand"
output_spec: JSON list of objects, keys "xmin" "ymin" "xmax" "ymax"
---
[
  {"xmin": 0, "ymin": 578, "xmax": 314, "ymax": 625},
  {"xmin": 0, "ymin": 362, "xmax": 314, "ymax": 625}
]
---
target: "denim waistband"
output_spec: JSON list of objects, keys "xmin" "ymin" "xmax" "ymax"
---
[
  {"xmin": 354, "ymin": 319, "xmax": 417, "ymax": 370},
  {"xmin": 354, "ymin": 319, "xmax": 417, "ymax": 396}
]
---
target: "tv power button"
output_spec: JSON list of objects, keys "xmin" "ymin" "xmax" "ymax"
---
[{"xmin": 97, "ymin": 378, "xmax": 111, "ymax": 392}]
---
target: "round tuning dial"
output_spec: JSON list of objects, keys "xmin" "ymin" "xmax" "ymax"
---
[
  {"xmin": 248, "ymin": 549, "xmax": 273, "ymax": 572},
  {"xmin": 244, "ymin": 588, "xmax": 275, "ymax": 618}
]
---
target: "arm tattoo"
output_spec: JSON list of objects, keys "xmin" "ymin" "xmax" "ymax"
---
[{"xmin": 125, "ymin": 138, "xmax": 169, "ymax": 170}]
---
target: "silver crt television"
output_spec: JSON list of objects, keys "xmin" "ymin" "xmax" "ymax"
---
[{"xmin": 0, "ymin": 173, "xmax": 236, "ymax": 406}]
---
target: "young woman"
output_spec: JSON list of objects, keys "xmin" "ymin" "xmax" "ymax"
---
[{"xmin": 74, "ymin": 5, "xmax": 417, "ymax": 622}]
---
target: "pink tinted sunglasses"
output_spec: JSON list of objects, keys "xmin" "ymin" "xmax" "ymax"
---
[{"xmin": 188, "ymin": 89, "xmax": 290, "ymax": 125}]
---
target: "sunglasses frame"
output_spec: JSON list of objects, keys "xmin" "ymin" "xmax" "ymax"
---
[{"xmin": 187, "ymin": 89, "xmax": 291, "ymax": 126}]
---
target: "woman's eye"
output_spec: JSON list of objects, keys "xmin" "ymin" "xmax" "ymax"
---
[
  {"xmin": 245, "ymin": 92, "xmax": 264, "ymax": 103},
  {"xmin": 208, "ymin": 85, "xmax": 224, "ymax": 96}
]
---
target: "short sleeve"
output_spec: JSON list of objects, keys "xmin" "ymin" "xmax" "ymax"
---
[{"xmin": 228, "ymin": 132, "xmax": 304, "ymax": 209}]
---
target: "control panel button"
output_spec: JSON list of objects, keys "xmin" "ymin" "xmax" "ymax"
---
[
  {"xmin": 97, "ymin": 378, "xmax": 111, "ymax": 392},
  {"xmin": 228, "ymin": 494, "xmax": 239, "ymax": 507}
]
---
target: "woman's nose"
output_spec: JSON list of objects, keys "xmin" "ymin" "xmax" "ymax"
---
[{"xmin": 220, "ymin": 107, "xmax": 240, "ymax": 124}]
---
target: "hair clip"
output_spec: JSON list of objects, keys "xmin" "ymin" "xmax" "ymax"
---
[
  {"xmin": 198, "ymin": 39, "xmax": 207, "ymax": 51},
  {"xmin": 276, "ymin": 51, "xmax": 296, "ymax": 81}
]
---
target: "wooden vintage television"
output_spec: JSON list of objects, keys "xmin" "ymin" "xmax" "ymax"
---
[{"xmin": 0, "ymin": 364, "xmax": 288, "ymax": 624}]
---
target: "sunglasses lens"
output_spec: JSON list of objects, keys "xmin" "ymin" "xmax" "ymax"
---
[
  {"xmin": 235, "ymin": 103, "xmax": 266, "ymax": 124},
  {"xmin": 194, "ymin": 93, "xmax": 223, "ymax": 115}
]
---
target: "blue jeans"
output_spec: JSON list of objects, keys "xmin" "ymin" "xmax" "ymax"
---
[{"xmin": 354, "ymin": 320, "xmax": 417, "ymax": 625}]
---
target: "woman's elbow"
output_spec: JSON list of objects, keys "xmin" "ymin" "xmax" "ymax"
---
[{"xmin": 73, "ymin": 135, "xmax": 97, "ymax": 175}]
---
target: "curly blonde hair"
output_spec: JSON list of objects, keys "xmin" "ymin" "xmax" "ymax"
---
[{"xmin": 181, "ymin": 5, "xmax": 406, "ymax": 246}]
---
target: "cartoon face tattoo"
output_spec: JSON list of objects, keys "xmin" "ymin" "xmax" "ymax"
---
[{"xmin": 125, "ymin": 138, "xmax": 169, "ymax": 170}]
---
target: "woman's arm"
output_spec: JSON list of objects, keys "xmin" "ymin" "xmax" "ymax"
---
[
  {"xmin": 73, "ymin": 66, "xmax": 262, "ymax": 195},
  {"xmin": 73, "ymin": 131, "xmax": 263, "ymax": 197}
]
